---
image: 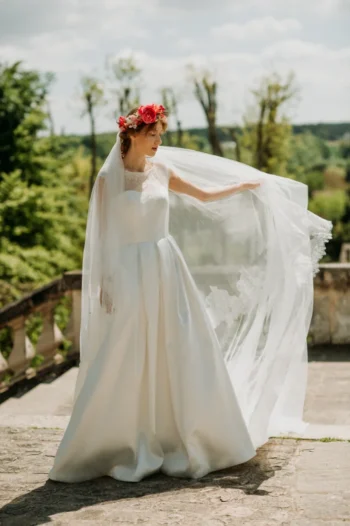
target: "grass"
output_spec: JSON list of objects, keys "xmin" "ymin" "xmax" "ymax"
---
[{"xmin": 272, "ymin": 435, "xmax": 350, "ymax": 443}]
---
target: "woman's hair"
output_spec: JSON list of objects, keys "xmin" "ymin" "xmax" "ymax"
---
[{"xmin": 119, "ymin": 107, "xmax": 168, "ymax": 158}]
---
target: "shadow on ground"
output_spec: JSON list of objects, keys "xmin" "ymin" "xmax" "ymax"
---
[
  {"xmin": 0, "ymin": 441, "xmax": 292, "ymax": 526},
  {"xmin": 308, "ymin": 345, "xmax": 350, "ymax": 362}
]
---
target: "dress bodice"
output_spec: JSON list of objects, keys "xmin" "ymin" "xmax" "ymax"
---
[{"xmin": 118, "ymin": 162, "xmax": 170, "ymax": 245}]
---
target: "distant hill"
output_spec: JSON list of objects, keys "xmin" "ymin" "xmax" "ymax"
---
[
  {"xmin": 59, "ymin": 122, "xmax": 350, "ymax": 161},
  {"xmin": 185, "ymin": 123, "xmax": 350, "ymax": 142},
  {"xmin": 291, "ymin": 123, "xmax": 350, "ymax": 141}
]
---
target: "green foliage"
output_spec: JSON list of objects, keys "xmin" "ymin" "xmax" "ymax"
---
[
  {"xmin": 288, "ymin": 132, "xmax": 329, "ymax": 178},
  {"xmin": 339, "ymin": 136, "xmax": 350, "ymax": 160},
  {"xmin": 0, "ymin": 61, "xmax": 54, "ymax": 182},
  {"xmin": 309, "ymin": 189, "xmax": 348, "ymax": 222},
  {"xmin": 25, "ymin": 312, "xmax": 43, "ymax": 346},
  {"xmin": 241, "ymin": 72, "xmax": 297, "ymax": 176},
  {"xmin": 0, "ymin": 327, "xmax": 12, "ymax": 360},
  {"xmin": 180, "ymin": 132, "xmax": 208, "ymax": 152},
  {"xmin": 323, "ymin": 166, "xmax": 347, "ymax": 189},
  {"xmin": 0, "ymin": 167, "xmax": 86, "ymax": 292},
  {"xmin": 0, "ymin": 62, "xmax": 88, "ymax": 306},
  {"xmin": 30, "ymin": 354, "xmax": 45, "ymax": 367},
  {"xmin": 1, "ymin": 59, "xmax": 349, "ymax": 312}
]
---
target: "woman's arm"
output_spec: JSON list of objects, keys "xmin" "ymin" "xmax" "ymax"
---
[{"xmin": 168, "ymin": 169, "xmax": 261, "ymax": 202}]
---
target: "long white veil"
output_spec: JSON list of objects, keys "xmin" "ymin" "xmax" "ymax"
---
[{"xmin": 78, "ymin": 135, "xmax": 333, "ymax": 448}]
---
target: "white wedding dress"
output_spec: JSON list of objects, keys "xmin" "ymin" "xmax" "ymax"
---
[{"xmin": 49, "ymin": 162, "xmax": 257, "ymax": 483}]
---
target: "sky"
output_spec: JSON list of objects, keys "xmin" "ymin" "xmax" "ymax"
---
[{"xmin": 0, "ymin": 0, "xmax": 349, "ymax": 135}]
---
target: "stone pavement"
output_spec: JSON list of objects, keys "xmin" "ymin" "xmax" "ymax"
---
[
  {"xmin": 0, "ymin": 349, "xmax": 349, "ymax": 525},
  {"xmin": 0, "ymin": 430, "xmax": 349, "ymax": 525}
]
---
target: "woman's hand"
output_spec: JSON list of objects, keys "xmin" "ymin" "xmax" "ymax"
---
[{"xmin": 240, "ymin": 181, "xmax": 262, "ymax": 191}]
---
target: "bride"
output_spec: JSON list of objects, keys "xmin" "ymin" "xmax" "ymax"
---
[{"xmin": 49, "ymin": 104, "xmax": 332, "ymax": 483}]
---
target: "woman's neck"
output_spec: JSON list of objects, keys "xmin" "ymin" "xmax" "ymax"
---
[{"xmin": 123, "ymin": 150, "xmax": 147, "ymax": 172}]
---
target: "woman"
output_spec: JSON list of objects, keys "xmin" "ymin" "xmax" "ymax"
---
[{"xmin": 49, "ymin": 104, "xmax": 332, "ymax": 483}]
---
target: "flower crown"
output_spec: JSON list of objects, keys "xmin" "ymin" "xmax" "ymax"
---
[{"xmin": 117, "ymin": 104, "xmax": 167, "ymax": 132}]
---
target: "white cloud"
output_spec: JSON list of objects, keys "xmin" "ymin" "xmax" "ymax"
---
[
  {"xmin": 152, "ymin": 0, "xmax": 233, "ymax": 13},
  {"xmin": 211, "ymin": 17, "xmax": 302, "ymax": 41},
  {"xmin": 229, "ymin": 0, "xmax": 346, "ymax": 16},
  {"xmin": 96, "ymin": 42, "xmax": 350, "ymax": 132},
  {"xmin": 256, "ymin": 40, "xmax": 350, "ymax": 122},
  {"xmin": 176, "ymin": 38, "xmax": 196, "ymax": 51},
  {"xmin": 261, "ymin": 39, "xmax": 350, "ymax": 83},
  {"xmin": 0, "ymin": 33, "xmax": 94, "ymax": 73},
  {"xmin": 161, "ymin": 28, "xmax": 179, "ymax": 38},
  {"xmin": 0, "ymin": 0, "xmax": 153, "ymax": 44},
  {"xmin": 0, "ymin": 0, "xmax": 348, "ymax": 133},
  {"xmin": 152, "ymin": 0, "xmax": 346, "ymax": 15}
]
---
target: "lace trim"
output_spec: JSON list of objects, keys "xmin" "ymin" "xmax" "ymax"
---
[
  {"xmin": 123, "ymin": 162, "xmax": 155, "ymax": 192},
  {"xmin": 310, "ymin": 224, "xmax": 333, "ymax": 276},
  {"xmin": 124, "ymin": 171, "xmax": 149, "ymax": 192},
  {"xmin": 204, "ymin": 265, "xmax": 265, "ymax": 328}
]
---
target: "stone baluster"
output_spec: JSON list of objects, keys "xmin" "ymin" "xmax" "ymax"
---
[
  {"xmin": 64, "ymin": 290, "xmax": 82, "ymax": 353},
  {"xmin": 0, "ymin": 351, "xmax": 9, "ymax": 384},
  {"xmin": 7, "ymin": 316, "xmax": 35, "ymax": 379},
  {"xmin": 36, "ymin": 301, "xmax": 64, "ymax": 365}
]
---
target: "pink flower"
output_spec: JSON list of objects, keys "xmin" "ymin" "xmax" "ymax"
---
[
  {"xmin": 138, "ymin": 105, "xmax": 157, "ymax": 124},
  {"xmin": 118, "ymin": 116, "xmax": 127, "ymax": 129},
  {"xmin": 156, "ymin": 104, "xmax": 166, "ymax": 114}
]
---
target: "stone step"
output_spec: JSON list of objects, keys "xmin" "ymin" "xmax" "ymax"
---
[{"xmin": 0, "ymin": 367, "xmax": 78, "ymax": 418}]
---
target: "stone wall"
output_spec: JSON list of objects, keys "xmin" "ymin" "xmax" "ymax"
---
[{"xmin": 309, "ymin": 263, "xmax": 350, "ymax": 346}]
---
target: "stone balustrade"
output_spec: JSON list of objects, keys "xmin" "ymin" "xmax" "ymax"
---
[
  {"xmin": 0, "ymin": 264, "xmax": 349, "ymax": 393},
  {"xmin": 0, "ymin": 271, "xmax": 81, "ymax": 393}
]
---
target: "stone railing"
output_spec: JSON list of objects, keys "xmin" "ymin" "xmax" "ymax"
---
[
  {"xmin": 0, "ymin": 271, "xmax": 81, "ymax": 393},
  {"xmin": 0, "ymin": 263, "xmax": 349, "ymax": 393},
  {"xmin": 309, "ymin": 263, "xmax": 350, "ymax": 346}
]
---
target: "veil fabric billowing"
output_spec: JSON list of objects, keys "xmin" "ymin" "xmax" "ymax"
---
[{"xmin": 78, "ymin": 135, "xmax": 333, "ymax": 448}]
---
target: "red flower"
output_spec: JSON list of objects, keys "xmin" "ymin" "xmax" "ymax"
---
[
  {"xmin": 118, "ymin": 116, "xmax": 127, "ymax": 128},
  {"xmin": 138, "ymin": 105, "xmax": 157, "ymax": 124}
]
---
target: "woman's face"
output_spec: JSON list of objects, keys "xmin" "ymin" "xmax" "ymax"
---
[{"xmin": 132, "ymin": 121, "xmax": 164, "ymax": 157}]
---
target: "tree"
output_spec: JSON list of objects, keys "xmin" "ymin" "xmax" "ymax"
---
[
  {"xmin": 242, "ymin": 72, "xmax": 298, "ymax": 175},
  {"xmin": 287, "ymin": 132, "xmax": 332, "ymax": 196},
  {"xmin": 80, "ymin": 76, "xmax": 105, "ymax": 197},
  {"xmin": 288, "ymin": 132, "xmax": 328, "ymax": 181},
  {"xmin": 221, "ymin": 126, "xmax": 242, "ymax": 162},
  {"xmin": 161, "ymin": 87, "xmax": 183, "ymax": 147},
  {"xmin": 0, "ymin": 62, "xmax": 88, "ymax": 306},
  {"xmin": 0, "ymin": 138, "xmax": 88, "ymax": 305},
  {"xmin": 188, "ymin": 66, "xmax": 223, "ymax": 157},
  {"xmin": 106, "ymin": 55, "xmax": 142, "ymax": 116},
  {"xmin": 46, "ymin": 100, "xmax": 55, "ymax": 137},
  {"xmin": 339, "ymin": 134, "xmax": 350, "ymax": 160},
  {"xmin": 309, "ymin": 188, "xmax": 349, "ymax": 261},
  {"xmin": 0, "ymin": 61, "xmax": 54, "ymax": 183}
]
